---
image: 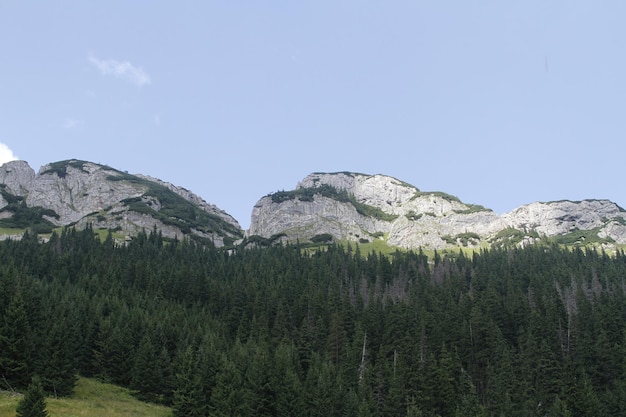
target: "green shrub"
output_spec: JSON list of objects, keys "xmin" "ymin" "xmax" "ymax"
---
[
  {"xmin": 611, "ymin": 217, "xmax": 626, "ymax": 226},
  {"xmin": 551, "ymin": 228, "xmax": 613, "ymax": 246},
  {"xmin": 453, "ymin": 204, "xmax": 491, "ymax": 214},
  {"xmin": 0, "ymin": 201, "xmax": 57, "ymax": 233},
  {"xmin": 410, "ymin": 191, "xmax": 461, "ymax": 203},
  {"xmin": 311, "ymin": 233, "xmax": 334, "ymax": 243},
  {"xmin": 406, "ymin": 210, "xmax": 422, "ymax": 221},
  {"xmin": 40, "ymin": 159, "xmax": 92, "ymax": 178},
  {"xmin": 270, "ymin": 184, "xmax": 398, "ymax": 222}
]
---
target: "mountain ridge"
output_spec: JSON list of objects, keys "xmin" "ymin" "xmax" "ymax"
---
[
  {"xmin": 1, "ymin": 160, "xmax": 625, "ymax": 250},
  {"xmin": 249, "ymin": 171, "xmax": 626, "ymax": 250}
]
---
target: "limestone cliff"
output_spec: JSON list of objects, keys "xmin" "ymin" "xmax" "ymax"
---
[
  {"xmin": 249, "ymin": 172, "xmax": 626, "ymax": 250},
  {"xmin": 3, "ymin": 162, "xmax": 624, "ymax": 250},
  {"xmin": 501, "ymin": 200, "xmax": 626, "ymax": 246},
  {"xmin": 0, "ymin": 159, "xmax": 242, "ymax": 245}
]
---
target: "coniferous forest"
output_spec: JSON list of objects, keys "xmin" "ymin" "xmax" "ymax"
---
[{"xmin": 2, "ymin": 227, "xmax": 626, "ymax": 416}]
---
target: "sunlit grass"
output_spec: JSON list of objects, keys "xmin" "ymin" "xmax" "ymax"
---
[
  {"xmin": 0, "ymin": 227, "xmax": 23, "ymax": 236},
  {"xmin": 0, "ymin": 377, "xmax": 171, "ymax": 417}
]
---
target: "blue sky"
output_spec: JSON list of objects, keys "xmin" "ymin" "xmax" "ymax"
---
[{"xmin": 1, "ymin": 1, "xmax": 625, "ymax": 229}]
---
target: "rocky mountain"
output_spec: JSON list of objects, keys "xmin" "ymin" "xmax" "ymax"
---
[
  {"xmin": 249, "ymin": 172, "xmax": 626, "ymax": 250},
  {"xmin": 0, "ymin": 159, "xmax": 242, "ymax": 246},
  {"xmin": 2, "ymin": 161, "xmax": 625, "ymax": 251}
]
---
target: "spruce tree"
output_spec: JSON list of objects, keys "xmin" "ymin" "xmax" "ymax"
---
[
  {"xmin": 38, "ymin": 319, "xmax": 78, "ymax": 397},
  {"xmin": 172, "ymin": 346, "xmax": 206, "ymax": 417},
  {"xmin": 15, "ymin": 376, "xmax": 49, "ymax": 417},
  {"xmin": 0, "ymin": 288, "xmax": 33, "ymax": 390}
]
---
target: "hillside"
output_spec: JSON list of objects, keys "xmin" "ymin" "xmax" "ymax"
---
[
  {"xmin": 0, "ymin": 377, "xmax": 170, "ymax": 417},
  {"xmin": 1, "ymin": 226, "xmax": 626, "ymax": 416}
]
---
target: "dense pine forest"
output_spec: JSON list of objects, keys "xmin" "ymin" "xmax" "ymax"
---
[{"xmin": 2, "ymin": 227, "xmax": 626, "ymax": 416}]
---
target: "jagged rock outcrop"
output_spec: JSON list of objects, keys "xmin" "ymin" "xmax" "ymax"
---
[
  {"xmin": 501, "ymin": 200, "xmax": 626, "ymax": 245},
  {"xmin": 0, "ymin": 160, "xmax": 36, "ymax": 209},
  {"xmin": 249, "ymin": 172, "xmax": 626, "ymax": 250},
  {"xmin": 0, "ymin": 159, "xmax": 243, "ymax": 245}
]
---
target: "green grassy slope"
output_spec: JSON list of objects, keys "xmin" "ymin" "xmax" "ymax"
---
[{"xmin": 0, "ymin": 377, "xmax": 171, "ymax": 417}]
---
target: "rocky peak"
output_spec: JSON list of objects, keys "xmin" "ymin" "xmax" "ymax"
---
[
  {"xmin": 26, "ymin": 160, "xmax": 143, "ymax": 225},
  {"xmin": 298, "ymin": 172, "xmax": 418, "ymax": 214},
  {"xmin": 0, "ymin": 160, "xmax": 36, "ymax": 199},
  {"xmin": 0, "ymin": 159, "xmax": 243, "ymax": 246},
  {"xmin": 249, "ymin": 172, "xmax": 503, "ymax": 249}
]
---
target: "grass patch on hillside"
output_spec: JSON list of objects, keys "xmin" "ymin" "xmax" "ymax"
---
[
  {"xmin": 410, "ymin": 191, "xmax": 461, "ymax": 203},
  {"xmin": 0, "ymin": 227, "xmax": 24, "ymax": 236},
  {"xmin": 0, "ymin": 377, "xmax": 171, "ymax": 417},
  {"xmin": 92, "ymin": 226, "xmax": 127, "ymax": 243},
  {"xmin": 453, "ymin": 204, "xmax": 491, "ymax": 214},
  {"xmin": 346, "ymin": 234, "xmax": 401, "ymax": 256}
]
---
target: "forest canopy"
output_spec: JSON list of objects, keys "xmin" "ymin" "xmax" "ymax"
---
[{"xmin": 1, "ymin": 227, "xmax": 626, "ymax": 416}]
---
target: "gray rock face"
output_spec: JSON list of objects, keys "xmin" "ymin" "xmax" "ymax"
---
[
  {"xmin": 249, "ymin": 172, "xmax": 626, "ymax": 249},
  {"xmin": 0, "ymin": 161, "xmax": 36, "ymax": 209},
  {"xmin": 26, "ymin": 162, "xmax": 144, "ymax": 225},
  {"xmin": 3, "ymin": 161, "xmax": 624, "ymax": 250},
  {"xmin": 250, "ymin": 195, "xmax": 383, "ymax": 242},
  {"xmin": 501, "ymin": 200, "xmax": 626, "ymax": 244},
  {"xmin": 249, "ymin": 172, "xmax": 504, "ymax": 249},
  {"xmin": 0, "ymin": 160, "xmax": 243, "ymax": 245}
]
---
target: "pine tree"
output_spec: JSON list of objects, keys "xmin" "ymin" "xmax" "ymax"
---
[
  {"xmin": 130, "ymin": 334, "xmax": 162, "ymax": 403},
  {"xmin": 0, "ymin": 288, "xmax": 33, "ymax": 390},
  {"xmin": 38, "ymin": 318, "xmax": 78, "ymax": 397},
  {"xmin": 15, "ymin": 376, "xmax": 49, "ymax": 417},
  {"xmin": 172, "ymin": 346, "xmax": 207, "ymax": 417}
]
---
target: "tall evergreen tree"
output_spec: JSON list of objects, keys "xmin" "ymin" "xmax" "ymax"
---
[
  {"xmin": 37, "ymin": 318, "xmax": 78, "ymax": 397},
  {"xmin": 0, "ymin": 288, "xmax": 33, "ymax": 390},
  {"xmin": 130, "ymin": 334, "xmax": 163, "ymax": 403},
  {"xmin": 15, "ymin": 376, "xmax": 49, "ymax": 417},
  {"xmin": 172, "ymin": 346, "xmax": 207, "ymax": 417}
]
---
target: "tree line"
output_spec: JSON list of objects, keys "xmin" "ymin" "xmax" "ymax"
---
[{"xmin": 2, "ymin": 226, "xmax": 626, "ymax": 416}]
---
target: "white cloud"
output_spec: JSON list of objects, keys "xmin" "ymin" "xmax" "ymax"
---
[
  {"xmin": 88, "ymin": 53, "xmax": 151, "ymax": 87},
  {"xmin": 0, "ymin": 143, "xmax": 18, "ymax": 165}
]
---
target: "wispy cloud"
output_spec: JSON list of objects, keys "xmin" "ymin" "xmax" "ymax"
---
[
  {"xmin": 63, "ymin": 118, "xmax": 82, "ymax": 129},
  {"xmin": 88, "ymin": 53, "xmax": 151, "ymax": 87},
  {"xmin": 0, "ymin": 143, "xmax": 19, "ymax": 165}
]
